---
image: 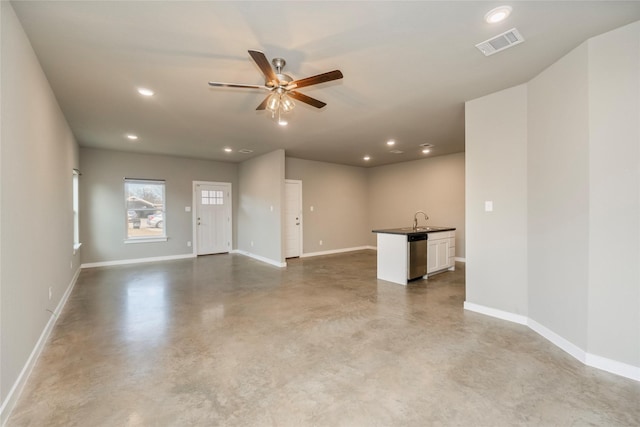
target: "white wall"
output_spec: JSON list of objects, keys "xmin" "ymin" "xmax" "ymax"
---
[
  {"xmin": 465, "ymin": 85, "xmax": 528, "ymax": 315},
  {"xmin": 285, "ymin": 158, "xmax": 369, "ymax": 254},
  {"xmin": 465, "ymin": 21, "xmax": 640, "ymax": 376},
  {"xmin": 528, "ymin": 43, "xmax": 590, "ymax": 350},
  {"xmin": 79, "ymin": 147, "xmax": 238, "ymax": 264},
  {"xmin": 587, "ymin": 22, "xmax": 640, "ymax": 366},
  {"xmin": 368, "ymin": 153, "xmax": 466, "ymax": 256},
  {"xmin": 1, "ymin": 2, "xmax": 80, "ymax": 421},
  {"xmin": 238, "ymin": 150, "xmax": 285, "ymax": 265}
]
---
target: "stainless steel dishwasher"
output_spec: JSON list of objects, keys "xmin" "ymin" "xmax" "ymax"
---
[{"xmin": 407, "ymin": 233, "xmax": 428, "ymax": 280}]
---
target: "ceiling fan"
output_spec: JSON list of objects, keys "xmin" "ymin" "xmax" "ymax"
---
[{"xmin": 208, "ymin": 50, "xmax": 343, "ymax": 121}]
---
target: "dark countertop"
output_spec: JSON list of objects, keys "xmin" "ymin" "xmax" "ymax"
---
[{"xmin": 372, "ymin": 226, "xmax": 456, "ymax": 235}]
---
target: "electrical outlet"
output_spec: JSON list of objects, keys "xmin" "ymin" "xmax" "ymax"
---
[
  {"xmin": 48, "ymin": 287, "xmax": 52, "ymax": 300},
  {"xmin": 70, "ymin": 261, "xmax": 73, "ymax": 269},
  {"xmin": 250, "ymin": 241, "xmax": 254, "ymax": 247},
  {"xmin": 187, "ymin": 241, "xmax": 192, "ymax": 247},
  {"xmin": 319, "ymin": 240, "xmax": 323, "ymax": 246}
]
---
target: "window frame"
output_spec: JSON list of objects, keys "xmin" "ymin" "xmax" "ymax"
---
[
  {"xmin": 72, "ymin": 169, "xmax": 81, "ymax": 253},
  {"xmin": 124, "ymin": 178, "xmax": 167, "ymax": 243}
]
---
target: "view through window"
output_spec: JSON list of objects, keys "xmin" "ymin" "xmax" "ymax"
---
[
  {"xmin": 73, "ymin": 169, "xmax": 80, "ymax": 249},
  {"xmin": 125, "ymin": 179, "xmax": 166, "ymax": 240}
]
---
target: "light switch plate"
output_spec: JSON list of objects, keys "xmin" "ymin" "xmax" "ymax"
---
[
  {"xmin": 485, "ymin": 201, "xmax": 493, "ymax": 212},
  {"xmin": 185, "ymin": 206, "xmax": 191, "ymax": 212}
]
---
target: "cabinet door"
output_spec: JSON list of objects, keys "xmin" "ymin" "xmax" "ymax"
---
[
  {"xmin": 427, "ymin": 239, "xmax": 450, "ymax": 273},
  {"xmin": 427, "ymin": 240, "xmax": 438, "ymax": 273},
  {"xmin": 436, "ymin": 240, "xmax": 449, "ymax": 270}
]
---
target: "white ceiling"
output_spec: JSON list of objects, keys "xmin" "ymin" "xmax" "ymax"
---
[{"xmin": 11, "ymin": 1, "xmax": 640, "ymax": 167}]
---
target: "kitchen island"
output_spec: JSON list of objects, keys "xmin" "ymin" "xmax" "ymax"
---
[{"xmin": 372, "ymin": 226, "xmax": 456, "ymax": 285}]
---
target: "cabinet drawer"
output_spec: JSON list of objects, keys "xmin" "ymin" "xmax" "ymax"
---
[{"xmin": 429, "ymin": 231, "xmax": 453, "ymax": 240}]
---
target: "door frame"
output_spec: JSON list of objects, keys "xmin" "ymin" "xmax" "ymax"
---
[
  {"xmin": 284, "ymin": 179, "xmax": 303, "ymax": 258},
  {"xmin": 192, "ymin": 181, "xmax": 232, "ymax": 256}
]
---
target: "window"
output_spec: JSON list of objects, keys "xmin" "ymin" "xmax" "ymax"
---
[
  {"xmin": 125, "ymin": 178, "xmax": 166, "ymax": 242},
  {"xmin": 201, "ymin": 190, "xmax": 224, "ymax": 205},
  {"xmin": 72, "ymin": 169, "xmax": 81, "ymax": 252}
]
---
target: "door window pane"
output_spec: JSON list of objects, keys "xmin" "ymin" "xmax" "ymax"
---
[{"xmin": 201, "ymin": 190, "xmax": 224, "ymax": 205}]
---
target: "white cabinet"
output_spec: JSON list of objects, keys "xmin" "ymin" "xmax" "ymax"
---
[
  {"xmin": 376, "ymin": 232, "xmax": 409, "ymax": 285},
  {"xmin": 427, "ymin": 231, "xmax": 455, "ymax": 275},
  {"xmin": 373, "ymin": 227, "xmax": 456, "ymax": 284}
]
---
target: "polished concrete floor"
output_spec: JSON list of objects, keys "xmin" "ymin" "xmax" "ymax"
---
[{"xmin": 8, "ymin": 251, "xmax": 640, "ymax": 426}]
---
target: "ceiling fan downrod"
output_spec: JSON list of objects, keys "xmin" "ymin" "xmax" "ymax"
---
[{"xmin": 271, "ymin": 58, "xmax": 286, "ymax": 74}]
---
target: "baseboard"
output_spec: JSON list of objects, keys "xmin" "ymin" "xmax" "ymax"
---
[
  {"xmin": 234, "ymin": 250, "xmax": 286, "ymax": 268},
  {"xmin": 463, "ymin": 301, "xmax": 527, "ymax": 325},
  {"xmin": 454, "ymin": 257, "xmax": 466, "ymax": 262},
  {"xmin": 527, "ymin": 318, "xmax": 587, "ymax": 363},
  {"xmin": 300, "ymin": 245, "xmax": 376, "ymax": 258},
  {"xmin": 81, "ymin": 253, "xmax": 196, "ymax": 269},
  {"xmin": 585, "ymin": 353, "xmax": 640, "ymax": 382},
  {"xmin": 0, "ymin": 268, "xmax": 81, "ymax": 426},
  {"xmin": 464, "ymin": 301, "xmax": 639, "ymax": 382}
]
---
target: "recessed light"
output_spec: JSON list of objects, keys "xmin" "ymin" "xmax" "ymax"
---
[
  {"xmin": 386, "ymin": 140, "xmax": 395, "ymax": 146},
  {"xmin": 485, "ymin": 6, "xmax": 512, "ymax": 24},
  {"xmin": 422, "ymin": 149, "xmax": 431, "ymax": 154},
  {"xmin": 224, "ymin": 148, "xmax": 232, "ymax": 153},
  {"xmin": 126, "ymin": 134, "xmax": 138, "ymax": 141},
  {"xmin": 363, "ymin": 156, "xmax": 371, "ymax": 161},
  {"xmin": 137, "ymin": 88, "xmax": 155, "ymax": 97}
]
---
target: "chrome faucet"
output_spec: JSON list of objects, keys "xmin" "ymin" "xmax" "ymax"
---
[{"xmin": 413, "ymin": 211, "xmax": 429, "ymax": 229}]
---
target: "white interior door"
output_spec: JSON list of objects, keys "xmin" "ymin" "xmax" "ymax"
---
[
  {"xmin": 285, "ymin": 180, "xmax": 302, "ymax": 258},
  {"xmin": 195, "ymin": 182, "xmax": 231, "ymax": 255}
]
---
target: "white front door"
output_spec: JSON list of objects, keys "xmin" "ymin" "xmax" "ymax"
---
[
  {"xmin": 284, "ymin": 180, "xmax": 302, "ymax": 258},
  {"xmin": 195, "ymin": 182, "xmax": 231, "ymax": 255}
]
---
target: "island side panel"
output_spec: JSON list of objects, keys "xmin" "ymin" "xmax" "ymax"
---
[{"xmin": 376, "ymin": 233, "xmax": 408, "ymax": 285}]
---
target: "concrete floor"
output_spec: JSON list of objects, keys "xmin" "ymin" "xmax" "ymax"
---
[{"xmin": 8, "ymin": 251, "xmax": 640, "ymax": 426}]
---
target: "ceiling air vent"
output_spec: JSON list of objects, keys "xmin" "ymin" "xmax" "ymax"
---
[
  {"xmin": 476, "ymin": 28, "xmax": 524, "ymax": 56},
  {"xmin": 238, "ymin": 149, "xmax": 253, "ymax": 154}
]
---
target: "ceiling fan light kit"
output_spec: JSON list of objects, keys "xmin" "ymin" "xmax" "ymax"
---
[{"xmin": 208, "ymin": 50, "xmax": 343, "ymax": 125}]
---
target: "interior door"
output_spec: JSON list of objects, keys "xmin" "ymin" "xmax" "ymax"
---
[
  {"xmin": 285, "ymin": 180, "xmax": 302, "ymax": 258},
  {"xmin": 195, "ymin": 183, "xmax": 231, "ymax": 255}
]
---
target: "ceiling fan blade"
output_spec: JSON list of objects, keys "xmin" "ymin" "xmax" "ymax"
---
[
  {"xmin": 288, "ymin": 91, "xmax": 327, "ymax": 109},
  {"xmin": 256, "ymin": 94, "xmax": 271, "ymax": 110},
  {"xmin": 248, "ymin": 50, "xmax": 278, "ymax": 86},
  {"xmin": 208, "ymin": 81, "xmax": 268, "ymax": 90},
  {"xmin": 286, "ymin": 70, "xmax": 343, "ymax": 90}
]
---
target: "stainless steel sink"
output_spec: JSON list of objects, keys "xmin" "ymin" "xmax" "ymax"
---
[{"xmin": 401, "ymin": 226, "xmax": 445, "ymax": 232}]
